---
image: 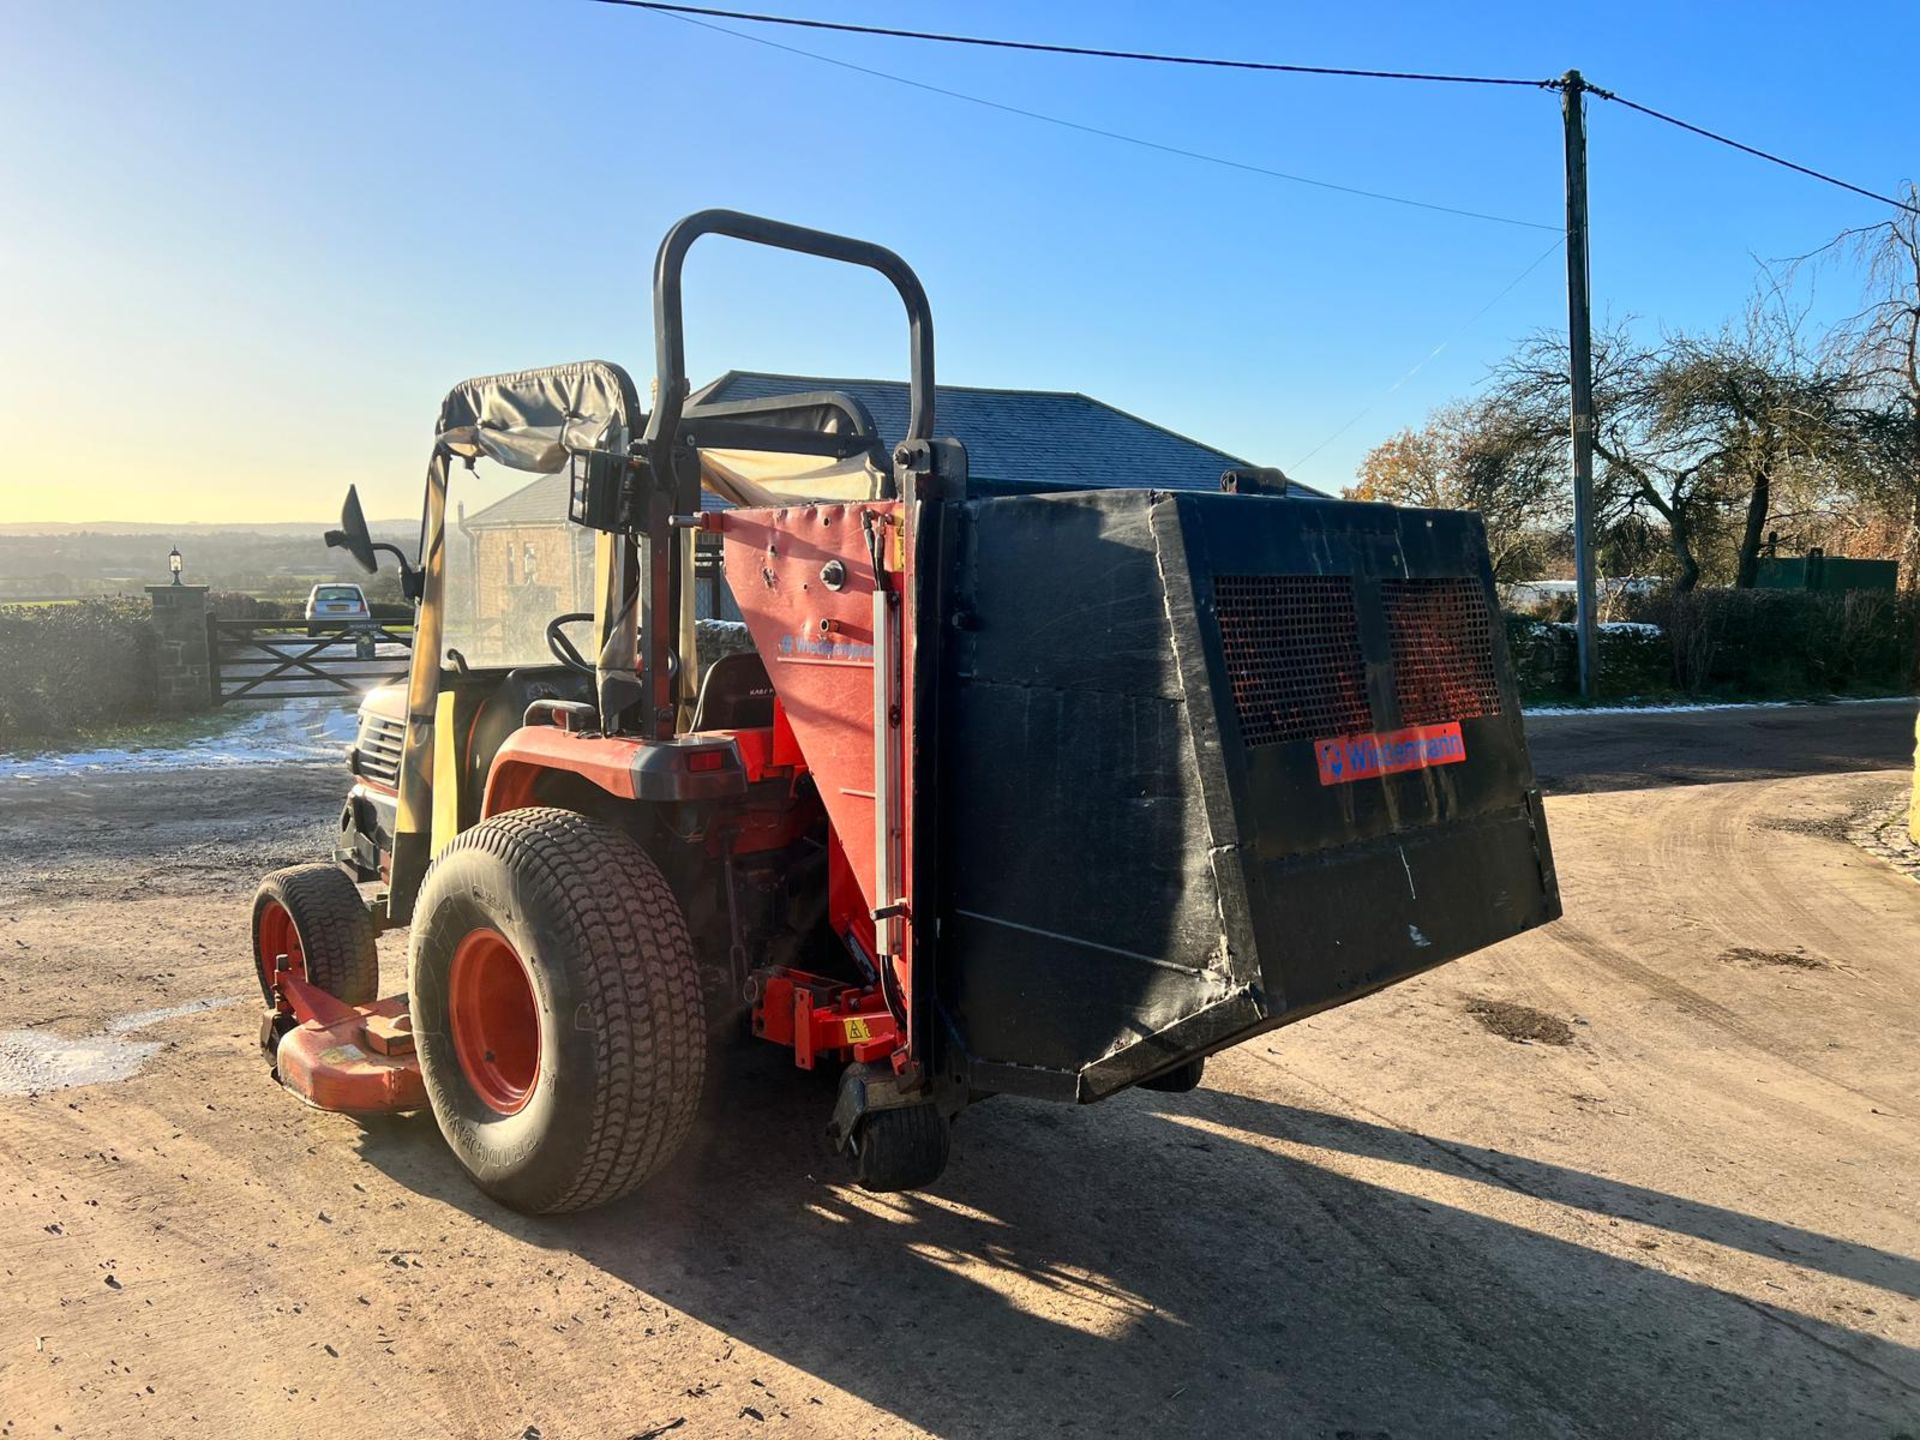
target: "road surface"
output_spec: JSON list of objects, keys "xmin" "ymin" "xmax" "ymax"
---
[{"xmin": 0, "ymin": 699, "xmax": 1915, "ymax": 1438}]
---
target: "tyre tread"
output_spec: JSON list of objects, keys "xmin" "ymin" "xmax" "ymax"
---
[
  {"xmin": 253, "ymin": 864, "xmax": 379, "ymax": 1005},
  {"xmin": 853, "ymin": 1103, "xmax": 950, "ymax": 1192},
  {"xmin": 417, "ymin": 808, "xmax": 705, "ymax": 1213}
]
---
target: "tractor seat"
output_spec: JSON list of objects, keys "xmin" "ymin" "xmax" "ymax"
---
[
  {"xmin": 692, "ymin": 652, "xmax": 775, "ymax": 731},
  {"xmin": 468, "ymin": 666, "xmax": 596, "ymax": 795}
]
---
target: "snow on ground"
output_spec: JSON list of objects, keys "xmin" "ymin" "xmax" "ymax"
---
[
  {"xmin": 1524, "ymin": 694, "xmax": 1917, "ymax": 718},
  {"xmin": 4, "ymin": 691, "xmax": 1909, "ymax": 780},
  {"xmin": 1524, "ymin": 619, "xmax": 1666, "ymax": 637},
  {"xmin": 0, "ymin": 700, "xmax": 357, "ymax": 780}
]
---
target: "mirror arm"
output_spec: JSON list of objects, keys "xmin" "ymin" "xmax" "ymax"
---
[
  {"xmin": 323, "ymin": 527, "xmax": 422, "ymax": 602},
  {"xmin": 371, "ymin": 542, "xmax": 423, "ymax": 602}
]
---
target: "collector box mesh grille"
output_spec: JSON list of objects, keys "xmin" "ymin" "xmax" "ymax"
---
[
  {"xmin": 1381, "ymin": 576, "xmax": 1502, "ymax": 725},
  {"xmin": 1214, "ymin": 575, "xmax": 1373, "ymax": 747}
]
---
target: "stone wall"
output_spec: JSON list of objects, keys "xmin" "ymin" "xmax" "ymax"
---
[{"xmin": 145, "ymin": 584, "xmax": 211, "ymax": 713}]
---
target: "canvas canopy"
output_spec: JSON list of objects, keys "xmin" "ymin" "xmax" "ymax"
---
[{"xmin": 434, "ymin": 360, "xmax": 886, "ymax": 506}]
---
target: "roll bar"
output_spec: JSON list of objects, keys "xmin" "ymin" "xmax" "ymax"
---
[{"xmin": 643, "ymin": 209, "xmax": 936, "ymax": 458}]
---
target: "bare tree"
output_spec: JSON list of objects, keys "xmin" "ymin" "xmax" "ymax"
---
[
  {"xmin": 1494, "ymin": 324, "xmax": 1730, "ymax": 591},
  {"xmin": 1491, "ymin": 301, "xmax": 1876, "ymax": 591},
  {"xmin": 1820, "ymin": 183, "xmax": 1920, "ymax": 589},
  {"xmin": 1660, "ymin": 281, "xmax": 1862, "ymax": 587},
  {"xmin": 1348, "ymin": 399, "xmax": 1564, "ymax": 580}
]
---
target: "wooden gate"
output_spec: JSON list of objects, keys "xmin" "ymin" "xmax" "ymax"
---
[{"xmin": 207, "ymin": 618, "xmax": 413, "ymax": 705}]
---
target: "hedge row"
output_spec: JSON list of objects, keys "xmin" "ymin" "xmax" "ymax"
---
[
  {"xmin": 1652, "ymin": 588, "xmax": 1920, "ymax": 697},
  {"xmin": 1507, "ymin": 589, "xmax": 1920, "ymax": 703},
  {"xmin": 211, "ymin": 591, "xmax": 411, "ymax": 621},
  {"xmin": 0, "ymin": 599, "xmax": 159, "ymax": 739},
  {"xmin": 2, "ymin": 588, "xmax": 1911, "ymax": 743}
]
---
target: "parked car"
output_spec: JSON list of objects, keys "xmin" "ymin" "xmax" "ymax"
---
[{"xmin": 305, "ymin": 583, "xmax": 372, "ymax": 636}]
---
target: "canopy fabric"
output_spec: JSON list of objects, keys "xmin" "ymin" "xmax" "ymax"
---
[
  {"xmin": 435, "ymin": 360, "xmax": 641, "ymax": 475},
  {"xmin": 433, "ymin": 362, "xmax": 884, "ymax": 505},
  {"xmin": 697, "ymin": 447, "xmax": 886, "ymax": 507}
]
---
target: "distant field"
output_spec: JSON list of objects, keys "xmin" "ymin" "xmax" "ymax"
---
[
  {"xmin": 0, "ymin": 590, "xmax": 362, "ymax": 608},
  {"xmin": 0, "ymin": 525, "xmax": 413, "ymax": 606},
  {"xmin": 0, "ymin": 519, "xmax": 414, "ymax": 537}
]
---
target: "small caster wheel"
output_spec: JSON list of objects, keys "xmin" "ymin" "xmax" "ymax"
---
[
  {"xmin": 1138, "ymin": 1057, "xmax": 1205, "ymax": 1094},
  {"xmin": 848, "ymin": 1104, "xmax": 950, "ymax": 1192},
  {"xmin": 258, "ymin": 1007, "xmax": 298, "ymax": 1078}
]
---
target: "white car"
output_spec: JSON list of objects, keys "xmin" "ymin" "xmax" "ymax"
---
[{"xmin": 305, "ymin": 582, "xmax": 372, "ymax": 636}]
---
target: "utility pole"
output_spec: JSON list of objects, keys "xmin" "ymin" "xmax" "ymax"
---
[{"xmin": 1562, "ymin": 68, "xmax": 1599, "ymax": 700}]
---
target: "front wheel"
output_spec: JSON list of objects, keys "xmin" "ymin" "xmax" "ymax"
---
[
  {"xmin": 251, "ymin": 864, "xmax": 379, "ymax": 1007},
  {"xmin": 408, "ymin": 808, "xmax": 707, "ymax": 1214}
]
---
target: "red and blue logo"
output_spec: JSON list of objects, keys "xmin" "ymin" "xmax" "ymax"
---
[{"xmin": 1314, "ymin": 722, "xmax": 1466, "ymax": 786}]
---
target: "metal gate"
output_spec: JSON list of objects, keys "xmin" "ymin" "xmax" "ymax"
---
[{"xmin": 207, "ymin": 618, "xmax": 413, "ymax": 705}]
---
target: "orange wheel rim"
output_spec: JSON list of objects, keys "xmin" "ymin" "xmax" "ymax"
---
[{"xmin": 447, "ymin": 928, "xmax": 541, "ymax": 1115}]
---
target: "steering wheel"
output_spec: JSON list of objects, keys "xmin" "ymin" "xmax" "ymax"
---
[
  {"xmin": 545, "ymin": 613, "xmax": 595, "ymax": 674},
  {"xmin": 545, "ymin": 612, "xmax": 685, "ymax": 684}
]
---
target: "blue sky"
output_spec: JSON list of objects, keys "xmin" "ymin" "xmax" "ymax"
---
[{"xmin": 2, "ymin": 0, "xmax": 1913, "ymax": 523}]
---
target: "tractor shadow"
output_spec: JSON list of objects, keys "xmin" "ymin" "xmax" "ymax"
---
[{"xmin": 352, "ymin": 1050, "xmax": 1920, "ymax": 1438}]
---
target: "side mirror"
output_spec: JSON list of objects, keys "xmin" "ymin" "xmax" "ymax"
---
[{"xmin": 324, "ymin": 485, "xmax": 380, "ymax": 575}]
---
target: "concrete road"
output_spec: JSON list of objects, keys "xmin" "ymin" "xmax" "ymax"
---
[
  {"xmin": 1526, "ymin": 698, "xmax": 1918, "ymax": 793},
  {"xmin": 0, "ymin": 700, "xmax": 1915, "ymax": 1438}
]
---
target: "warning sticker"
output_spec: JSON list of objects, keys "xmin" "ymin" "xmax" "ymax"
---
[
  {"xmin": 844, "ymin": 1017, "xmax": 873, "ymax": 1043},
  {"xmin": 1314, "ymin": 722, "xmax": 1466, "ymax": 786}
]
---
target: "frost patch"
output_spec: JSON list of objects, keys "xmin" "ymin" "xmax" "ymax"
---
[
  {"xmin": 1526, "ymin": 695, "xmax": 1917, "ymax": 719},
  {"xmin": 0, "ymin": 701, "xmax": 356, "ymax": 780},
  {"xmin": 0, "ymin": 996, "xmax": 245, "ymax": 1096}
]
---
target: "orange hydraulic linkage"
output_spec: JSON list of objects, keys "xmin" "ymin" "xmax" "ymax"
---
[{"xmin": 749, "ymin": 970, "xmax": 899, "ymax": 1070}]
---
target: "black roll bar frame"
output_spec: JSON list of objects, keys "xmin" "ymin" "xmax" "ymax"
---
[
  {"xmin": 643, "ymin": 208, "xmax": 935, "ymax": 459},
  {"xmin": 624, "ymin": 209, "xmax": 938, "ymax": 740}
]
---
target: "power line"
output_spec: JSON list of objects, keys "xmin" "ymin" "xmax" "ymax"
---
[
  {"xmin": 1583, "ymin": 85, "xmax": 1919, "ymax": 217},
  {"xmin": 1288, "ymin": 236, "xmax": 1566, "ymax": 470},
  {"xmin": 629, "ymin": 7, "xmax": 1559, "ymax": 231},
  {"xmin": 592, "ymin": 1, "xmax": 1920, "ymax": 218},
  {"xmin": 587, "ymin": 0, "xmax": 1557, "ymax": 88}
]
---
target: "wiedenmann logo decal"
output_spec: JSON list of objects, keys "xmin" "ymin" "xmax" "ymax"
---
[
  {"xmin": 778, "ymin": 632, "xmax": 874, "ymax": 663},
  {"xmin": 1314, "ymin": 722, "xmax": 1466, "ymax": 786}
]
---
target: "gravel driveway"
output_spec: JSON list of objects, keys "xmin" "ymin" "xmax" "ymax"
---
[{"xmin": 0, "ymin": 701, "xmax": 1915, "ymax": 1438}]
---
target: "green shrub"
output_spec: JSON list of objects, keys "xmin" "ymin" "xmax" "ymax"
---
[
  {"xmin": 210, "ymin": 591, "xmax": 294, "ymax": 620},
  {"xmin": 1650, "ymin": 588, "xmax": 1920, "ymax": 698},
  {"xmin": 1503, "ymin": 617, "xmax": 1675, "ymax": 702},
  {"xmin": 0, "ymin": 599, "xmax": 159, "ymax": 739},
  {"xmin": 1507, "ymin": 588, "xmax": 1920, "ymax": 705},
  {"xmin": 211, "ymin": 591, "xmax": 410, "ymax": 624}
]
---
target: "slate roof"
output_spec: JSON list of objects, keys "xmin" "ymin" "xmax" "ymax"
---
[
  {"xmin": 461, "ymin": 472, "xmax": 571, "ymax": 529},
  {"xmin": 693, "ymin": 371, "xmax": 1317, "ymax": 496}
]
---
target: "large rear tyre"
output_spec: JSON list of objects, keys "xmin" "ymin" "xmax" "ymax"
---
[
  {"xmin": 409, "ymin": 808, "xmax": 707, "ymax": 1214},
  {"xmin": 251, "ymin": 864, "xmax": 379, "ymax": 1007}
]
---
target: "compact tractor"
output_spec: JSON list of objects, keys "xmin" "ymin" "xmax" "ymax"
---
[{"xmin": 250, "ymin": 210, "xmax": 1560, "ymax": 1213}]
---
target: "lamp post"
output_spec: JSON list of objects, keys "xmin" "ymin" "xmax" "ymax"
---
[{"xmin": 169, "ymin": 546, "xmax": 183, "ymax": 586}]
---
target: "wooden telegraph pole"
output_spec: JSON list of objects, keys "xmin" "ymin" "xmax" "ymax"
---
[{"xmin": 1562, "ymin": 69, "xmax": 1599, "ymax": 699}]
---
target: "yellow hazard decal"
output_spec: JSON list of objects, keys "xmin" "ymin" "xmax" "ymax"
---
[{"xmin": 844, "ymin": 1017, "xmax": 873, "ymax": 1043}]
